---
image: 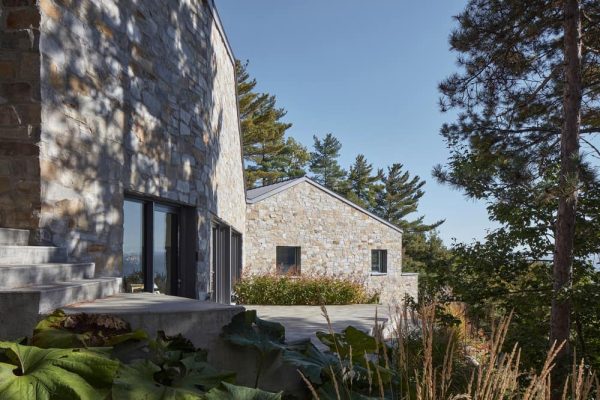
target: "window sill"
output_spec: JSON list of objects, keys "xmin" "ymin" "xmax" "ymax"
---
[{"xmin": 370, "ymin": 272, "xmax": 387, "ymax": 276}]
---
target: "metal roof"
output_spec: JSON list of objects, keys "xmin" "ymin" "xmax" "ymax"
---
[{"xmin": 246, "ymin": 177, "xmax": 403, "ymax": 234}]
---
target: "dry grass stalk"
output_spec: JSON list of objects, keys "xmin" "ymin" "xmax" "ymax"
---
[
  {"xmin": 298, "ymin": 369, "xmax": 320, "ymax": 400},
  {"xmin": 307, "ymin": 304, "xmax": 599, "ymax": 400}
]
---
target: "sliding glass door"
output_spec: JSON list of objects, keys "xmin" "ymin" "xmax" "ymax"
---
[
  {"xmin": 123, "ymin": 201, "xmax": 144, "ymax": 292},
  {"xmin": 123, "ymin": 198, "xmax": 180, "ymax": 295},
  {"xmin": 211, "ymin": 222, "xmax": 242, "ymax": 304}
]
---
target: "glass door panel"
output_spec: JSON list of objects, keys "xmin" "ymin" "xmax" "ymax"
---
[
  {"xmin": 123, "ymin": 200, "xmax": 144, "ymax": 293},
  {"xmin": 122, "ymin": 197, "xmax": 180, "ymax": 296},
  {"xmin": 153, "ymin": 209, "xmax": 178, "ymax": 295}
]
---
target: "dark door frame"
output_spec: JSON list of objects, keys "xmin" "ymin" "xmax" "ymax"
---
[
  {"xmin": 124, "ymin": 193, "xmax": 197, "ymax": 298},
  {"xmin": 210, "ymin": 219, "xmax": 242, "ymax": 304}
]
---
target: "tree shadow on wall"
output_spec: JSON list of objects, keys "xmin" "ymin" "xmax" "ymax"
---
[{"xmin": 37, "ymin": 0, "xmax": 230, "ymax": 293}]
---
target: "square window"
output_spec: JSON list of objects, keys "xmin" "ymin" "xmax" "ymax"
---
[
  {"xmin": 276, "ymin": 246, "xmax": 301, "ymax": 275},
  {"xmin": 371, "ymin": 250, "xmax": 387, "ymax": 273}
]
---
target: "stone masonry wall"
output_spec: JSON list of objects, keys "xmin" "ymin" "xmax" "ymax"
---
[
  {"xmin": 11, "ymin": 0, "xmax": 245, "ymax": 293},
  {"xmin": 245, "ymin": 181, "xmax": 417, "ymax": 304},
  {"xmin": 0, "ymin": 1, "xmax": 42, "ymax": 233},
  {"xmin": 198, "ymin": 10, "xmax": 246, "ymax": 293}
]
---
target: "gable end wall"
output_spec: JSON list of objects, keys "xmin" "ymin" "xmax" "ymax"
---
[{"xmin": 245, "ymin": 181, "xmax": 417, "ymax": 303}]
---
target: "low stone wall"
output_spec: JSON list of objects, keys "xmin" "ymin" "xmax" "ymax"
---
[{"xmin": 367, "ymin": 272, "xmax": 418, "ymax": 304}]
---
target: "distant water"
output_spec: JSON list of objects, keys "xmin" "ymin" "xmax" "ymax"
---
[{"xmin": 123, "ymin": 252, "xmax": 167, "ymax": 275}]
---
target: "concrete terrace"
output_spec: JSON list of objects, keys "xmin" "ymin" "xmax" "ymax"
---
[{"xmin": 245, "ymin": 304, "xmax": 390, "ymax": 344}]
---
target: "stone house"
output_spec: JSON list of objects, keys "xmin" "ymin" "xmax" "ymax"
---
[
  {"xmin": 0, "ymin": 0, "xmax": 417, "ymax": 342},
  {"xmin": 0, "ymin": 0, "xmax": 247, "ymax": 338},
  {"xmin": 245, "ymin": 177, "xmax": 418, "ymax": 303}
]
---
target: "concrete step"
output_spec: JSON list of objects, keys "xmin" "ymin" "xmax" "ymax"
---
[
  {"xmin": 0, "ymin": 245, "xmax": 67, "ymax": 264},
  {"xmin": 0, "ymin": 277, "xmax": 122, "ymax": 314},
  {"xmin": 0, "ymin": 228, "xmax": 29, "ymax": 246},
  {"xmin": 0, "ymin": 263, "xmax": 95, "ymax": 289}
]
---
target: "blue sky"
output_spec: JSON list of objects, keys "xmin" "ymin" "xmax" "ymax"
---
[{"xmin": 215, "ymin": 0, "xmax": 497, "ymax": 244}]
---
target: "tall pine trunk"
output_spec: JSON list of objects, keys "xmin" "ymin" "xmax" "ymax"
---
[{"xmin": 551, "ymin": 0, "xmax": 581, "ymax": 392}]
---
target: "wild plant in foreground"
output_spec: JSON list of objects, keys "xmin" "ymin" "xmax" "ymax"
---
[{"xmin": 293, "ymin": 303, "xmax": 599, "ymax": 400}]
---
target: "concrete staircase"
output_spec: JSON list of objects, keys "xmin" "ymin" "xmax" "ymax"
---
[{"xmin": 0, "ymin": 228, "xmax": 122, "ymax": 339}]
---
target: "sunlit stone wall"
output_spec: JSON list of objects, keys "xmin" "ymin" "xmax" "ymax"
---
[
  {"xmin": 1, "ymin": 0, "xmax": 245, "ymax": 295},
  {"xmin": 245, "ymin": 180, "xmax": 417, "ymax": 303}
]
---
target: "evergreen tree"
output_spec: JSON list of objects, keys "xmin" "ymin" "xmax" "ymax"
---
[
  {"xmin": 401, "ymin": 230, "xmax": 451, "ymax": 302},
  {"xmin": 376, "ymin": 163, "xmax": 443, "ymax": 232},
  {"xmin": 270, "ymin": 137, "xmax": 310, "ymax": 181},
  {"xmin": 435, "ymin": 0, "xmax": 600, "ymax": 379},
  {"xmin": 309, "ymin": 133, "xmax": 347, "ymax": 192},
  {"xmin": 345, "ymin": 154, "xmax": 383, "ymax": 209},
  {"xmin": 236, "ymin": 60, "xmax": 309, "ymax": 188}
]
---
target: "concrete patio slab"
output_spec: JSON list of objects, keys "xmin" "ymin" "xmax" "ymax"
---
[{"xmin": 244, "ymin": 304, "xmax": 390, "ymax": 345}]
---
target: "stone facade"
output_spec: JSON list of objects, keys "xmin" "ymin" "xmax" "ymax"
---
[
  {"xmin": 0, "ymin": 0, "xmax": 42, "ymax": 231},
  {"xmin": 1, "ymin": 0, "xmax": 245, "ymax": 296},
  {"xmin": 245, "ymin": 179, "xmax": 418, "ymax": 303}
]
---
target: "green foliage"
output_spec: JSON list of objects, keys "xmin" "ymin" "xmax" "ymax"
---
[
  {"xmin": 112, "ymin": 355, "xmax": 234, "ymax": 399},
  {"xmin": 233, "ymin": 275, "xmax": 378, "ymax": 306},
  {"xmin": 204, "ymin": 382, "xmax": 282, "ymax": 400},
  {"xmin": 309, "ymin": 133, "xmax": 347, "ymax": 192},
  {"xmin": 282, "ymin": 310, "xmax": 468, "ymax": 399},
  {"xmin": 0, "ymin": 341, "xmax": 119, "ymax": 400},
  {"xmin": 221, "ymin": 310, "xmax": 288, "ymax": 389},
  {"xmin": 435, "ymin": 234, "xmax": 600, "ymax": 371},
  {"xmin": 401, "ymin": 231, "xmax": 453, "ymax": 302},
  {"xmin": 236, "ymin": 60, "xmax": 309, "ymax": 188},
  {"xmin": 344, "ymin": 154, "xmax": 383, "ymax": 209},
  {"xmin": 434, "ymin": 0, "xmax": 600, "ymax": 375},
  {"xmin": 221, "ymin": 310, "xmax": 286, "ymax": 356},
  {"xmin": 3, "ymin": 311, "xmax": 285, "ymax": 400},
  {"xmin": 375, "ymin": 163, "xmax": 443, "ymax": 233}
]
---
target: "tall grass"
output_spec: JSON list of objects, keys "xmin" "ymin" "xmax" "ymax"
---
[
  {"xmin": 301, "ymin": 303, "xmax": 599, "ymax": 400},
  {"xmin": 233, "ymin": 274, "xmax": 379, "ymax": 305}
]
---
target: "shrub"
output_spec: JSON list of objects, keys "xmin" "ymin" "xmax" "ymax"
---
[
  {"xmin": 0, "ymin": 310, "xmax": 283, "ymax": 400},
  {"xmin": 284, "ymin": 304, "xmax": 600, "ymax": 400},
  {"xmin": 233, "ymin": 274, "xmax": 379, "ymax": 305}
]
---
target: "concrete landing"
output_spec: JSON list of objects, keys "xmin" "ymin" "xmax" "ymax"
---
[{"xmin": 63, "ymin": 293, "xmax": 244, "ymax": 351}]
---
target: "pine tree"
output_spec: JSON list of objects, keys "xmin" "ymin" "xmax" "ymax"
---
[
  {"xmin": 376, "ymin": 163, "xmax": 444, "ymax": 232},
  {"xmin": 236, "ymin": 60, "xmax": 309, "ymax": 188},
  {"xmin": 345, "ymin": 154, "xmax": 383, "ymax": 209},
  {"xmin": 270, "ymin": 137, "xmax": 310, "ymax": 181},
  {"xmin": 309, "ymin": 133, "xmax": 347, "ymax": 192},
  {"xmin": 435, "ymin": 0, "xmax": 600, "ymax": 382}
]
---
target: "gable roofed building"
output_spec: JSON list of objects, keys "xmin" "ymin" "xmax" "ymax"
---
[{"xmin": 245, "ymin": 177, "xmax": 418, "ymax": 303}]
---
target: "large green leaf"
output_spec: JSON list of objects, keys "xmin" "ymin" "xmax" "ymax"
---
[
  {"xmin": 221, "ymin": 311, "xmax": 286, "ymax": 355},
  {"xmin": 0, "ymin": 341, "xmax": 119, "ymax": 400},
  {"xmin": 282, "ymin": 342, "xmax": 338, "ymax": 384},
  {"xmin": 112, "ymin": 360, "xmax": 203, "ymax": 400},
  {"xmin": 316, "ymin": 326, "xmax": 377, "ymax": 363},
  {"xmin": 112, "ymin": 353, "xmax": 236, "ymax": 399},
  {"xmin": 204, "ymin": 382, "xmax": 282, "ymax": 400}
]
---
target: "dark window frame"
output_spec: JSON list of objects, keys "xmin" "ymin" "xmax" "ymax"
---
[
  {"xmin": 123, "ymin": 193, "xmax": 196, "ymax": 297},
  {"xmin": 210, "ymin": 220, "xmax": 243, "ymax": 304},
  {"xmin": 371, "ymin": 249, "xmax": 388, "ymax": 274},
  {"xmin": 276, "ymin": 246, "xmax": 301, "ymax": 276}
]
